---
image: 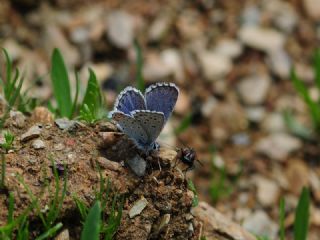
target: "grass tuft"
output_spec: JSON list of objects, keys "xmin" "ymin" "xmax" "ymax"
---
[
  {"xmin": 79, "ymin": 69, "xmax": 104, "ymax": 123},
  {"xmin": 288, "ymin": 48, "xmax": 320, "ymax": 137},
  {"xmin": 81, "ymin": 201, "xmax": 101, "ymax": 240}
]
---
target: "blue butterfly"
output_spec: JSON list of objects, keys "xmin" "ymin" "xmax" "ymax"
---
[{"xmin": 109, "ymin": 82, "xmax": 179, "ymax": 152}]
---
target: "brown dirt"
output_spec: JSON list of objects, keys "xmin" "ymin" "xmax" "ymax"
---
[{"xmin": 0, "ymin": 110, "xmax": 200, "ymax": 239}]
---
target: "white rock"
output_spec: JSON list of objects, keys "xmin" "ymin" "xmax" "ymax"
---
[
  {"xmin": 214, "ymin": 39, "xmax": 243, "ymax": 59},
  {"xmin": 241, "ymin": 5, "xmax": 261, "ymax": 26},
  {"xmin": 239, "ymin": 26, "xmax": 285, "ymax": 53},
  {"xmin": 129, "ymin": 196, "xmax": 148, "ymax": 218},
  {"xmin": 143, "ymin": 52, "xmax": 172, "ymax": 81},
  {"xmin": 245, "ymin": 107, "xmax": 266, "ymax": 123},
  {"xmin": 254, "ymin": 176, "xmax": 280, "ymax": 207},
  {"xmin": 44, "ymin": 25, "xmax": 80, "ymax": 66},
  {"xmin": 243, "ymin": 210, "xmax": 278, "ymax": 239},
  {"xmin": 237, "ymin": 74, "xmax": 271, "ymax": 105},
  {"xmin": 264, "ymin": 0, "xmax": 298, "ymax": 33},
  {"xmin": 148, "ymin": 14, "xmax": 171, "ymax": 41},
  {"xmin": 161, "ymin": 49, "xmax": 185, "ymax": 82},
  {"xmin": 304, "ymin": 0, "xmax": 320, "ymax": 21},
  {"xmin": 255, "ymin": 133, "xmax": 302, "ymax": 161},
  {"xmin": 262, "ymin": 113, "xmax": 286, "ymax": 133},
  {"xmin": 198, "ymin": 51, "xmax": 232, "ymax": 81},
  {"xmin": 245, "ymin": 106, "xmax": 266, "ymax": 123},
  {"xmin": 2, "ymin": 39, "xmax": 26, "ymax": 61},
  {"xmin": 107, "ymin": 11, "xmax": 134, "ymax": 49},
  {"xmin": 201, "ymin": 97, "xmax": 218, "ymax": 117},
  {"xmin": 32, "ymin": 139, "xmax": 46, "ymax": 149},
  {"xmin": 267, "ymin": 49, "xmax": 291, "ymax": 79}
]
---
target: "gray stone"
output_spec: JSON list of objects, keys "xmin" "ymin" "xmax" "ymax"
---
[
  {"xmin": 239, "ymin": 26, "xmax": 285, "ymax": 53},
  {"xmin": 262, "ymin": 113, "xmax": 286, "ymax": 133},
  {"xmin": 254, "ymin": 176, "xmax": 280, "ymax": 207},
  {"xmin": 243, "ymin": 210, "xmax": 278, "ymax": 239},
  {"xmin": 245, "ymin": 107, "xmax": 266, "ymax": 123},
  {"xmin": 241, "ymin": 5, "xmax": 261, "ymax": 26},
  {"xmin": 10, "ymin": 111, "xmax": 26, "ymax": 128},
  {"xmin": 32, "ymin": 139, "xmax": 46, "ymax": 149},
  {"xmin": 201, "ymin": 97, "xmax": 218, "ymax": 118},
  {"xmin": 21, "ymin": 125, "xmax": 42, "ymax": 142},
  {"xmin": 107, "ymin": 11, "xmax": 134, "ymax": 49},
  {"xmin": 55, "ymin": 118, "xmax": 78, "ymax": 131},
  {"xmin": 148, "ymin": 14, "xmax": 171, "ymax": 41},
  {"xmin": 129, "ymin": 196, "xmax": 148, "ymax": 218},
  {"xmin": 231, "ymin": 133, "xmax": 250, "ymax": 146},
  {"xmin": 255, "ymin": 133, "xmax": 302, "ymax": 161},
  {"xmin": 198, "ymin": 51, "xmax": 232, "ymax": 81},
  {"xmin": 214, "ymin": 39, "xmax": 243, "ymax": 59},
  {"xmin": 237, "ymin": 74, "xmax": 271, "ymax": 105},
  {"xmin": 127, "ymin": 155, "xmax": 147, "ymax": 177},
  {"xmin": 267, "ymin": 50, "xmax": 291, "ymax": 79},
  {"xmin": 160, "ymin": 49, "xmax": 185, "ymax": 82}
]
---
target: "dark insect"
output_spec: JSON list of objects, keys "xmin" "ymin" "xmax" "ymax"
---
[{"xmin": 176, "ymin": 147, "xmax": 202, "ymax": 172}]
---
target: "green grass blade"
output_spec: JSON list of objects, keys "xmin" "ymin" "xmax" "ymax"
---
[
  {"xmin": 74, "ymin": 196, "xmax": 89, "ymax": 221},
  {"xmin": 283, "ymin": 110, "xmax": 313, "ymax": 140},
  {"xmin": 50, "ymin": 48, "xmax": 72, "ymax": 118},
  {"xmin": 80, "ymin": 69, "xmax": 102, "ymax": 123},
  {"xmin": 279, "ymin": 198, "xmax": 285, "ymax": 240},
  {"xmin": 294, "ymin": 187, "xmax": 310, "ymax": 240},
  {"xmin": 81, "ymin": 201, "xmax": 101, "ymax": 240},
  {"xmin": 174, "ymin": 113, "xmax": 192, "ymax": 135},
  {"xmin": 1, "ymin": 48, "xmax": 12, "ymax": 100},
  {"xmin": 7, "ymin": 192, "xmax": 14, "ymax": 223},
  {"xmin": 134, "ymin": 39, "xmax": 145, "ymax": 92},
  {"xmin": 71, "ymin": 71, "xmax": 81, "ymax": 118},
  {"xmin": 0, "ymin": 154, "xmax": 5, "ymax": 189},
  {"xmin": 187, "ymin": 179, "xmax": 199, "ymax": 207},
  {"xmin": 314, "ymin": 49, "xmax": 320, "ymax": 92},
  {"xmin": 35, "ymin": 222, "xmax": 63, "ymax": 240},
  {"xmin": 291, "ymin": 68, "xmax": 320, "ymax": 131}
]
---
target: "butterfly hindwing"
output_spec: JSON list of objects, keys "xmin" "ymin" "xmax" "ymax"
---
[
  {"xmin": 114, "ymin": 87, "xmax": 146, "ymax": 115},
  {"xmin": 111, "ymin": 111, "xmax": 150, "ymax": 149},
  {"xmin": 132, "ymin": 110, "xmax": 165, "ymax": 147},
  {"xmin": 145, "ymin": 82, "xmax": 179, "ymax": 121}
]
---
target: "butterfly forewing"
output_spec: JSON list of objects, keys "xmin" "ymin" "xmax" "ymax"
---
[
  {"xmin": 132, "ymin": 110, "xmax": 165, "ymax": 147},
  {"xmin": 111, "ymin": 111, "xmax": 150, "ymax": 148},
  {"xmin": 145, "ymin": 83, "xmax": 179, "ymax": 121},
  {"xmin": 114, "ymin": 87, "xmax": 146, "ymax": 115}
]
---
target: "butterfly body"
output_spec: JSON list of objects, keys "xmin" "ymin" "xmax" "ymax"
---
[{"xmin": 110, "ymin": 82, "xmax": 179, "ymax": 152}]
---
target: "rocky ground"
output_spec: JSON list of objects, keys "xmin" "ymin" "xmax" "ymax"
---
[{"xmin": 1, "ymin": 0, "xmax": 320, "ymax": 239}]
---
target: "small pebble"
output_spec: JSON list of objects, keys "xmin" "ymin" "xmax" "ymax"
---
[
  {"xmin": 32, "ymin": 139, "xmax": 45, "ymax": 149},
  {"xmin": 10, "ymin": 110, "xmax": 26, "ymax": 128},
  {"xmin": 21, "ymin": 125, "xmax": 42, "ymax": 142},
  {"xmin": 127, "ymin": 155, "xmax": 147, "ymax": 177},
  {"xmin": 54, "ymin": 143, "xmax": 65, "ymax": 151},
  {"xmin": 55, "ymin": 118, "xmax": 78, "ymax": 131},
  {"xmin": 96, "ymin": 157, "xmax": 121, "ymax": 172},
  {"xmin": 156, "ymin": 214, "xmax": 171, "ymax": 233},
  {"xmin": 129, "ymin": 196, "xmax": 148, "ymax": 218}
]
